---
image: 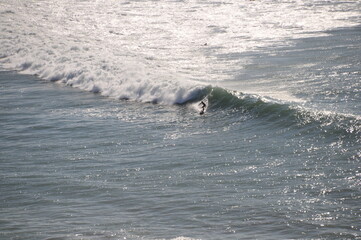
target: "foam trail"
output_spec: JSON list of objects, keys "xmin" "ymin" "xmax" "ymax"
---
[{"xmin": 0, "ymin": 0, "xmax": 206, "ymax": 105}]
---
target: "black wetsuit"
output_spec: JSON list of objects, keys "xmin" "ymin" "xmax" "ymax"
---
[{"xmin": 199, "ymin": 101, "xmax": 206, "ymax": 115}]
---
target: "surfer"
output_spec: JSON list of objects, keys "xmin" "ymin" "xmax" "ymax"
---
[{"xmin": 199, "ymin": 101, "xmax": 206, "ymax": 115}]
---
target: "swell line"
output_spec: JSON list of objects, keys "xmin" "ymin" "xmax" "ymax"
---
[{"xmin": 194, "ymin": 86, "xmax": 360, "ymax": 140}]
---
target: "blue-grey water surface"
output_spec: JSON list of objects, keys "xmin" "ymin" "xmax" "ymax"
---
[{"xmin": 1, "ymin": 1, "xmax": 361, "ymax": 239}]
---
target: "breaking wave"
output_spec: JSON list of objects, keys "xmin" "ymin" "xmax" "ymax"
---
[{"xmin": 198, "ymin": 86, "xmax": 361, "ymax": 141}]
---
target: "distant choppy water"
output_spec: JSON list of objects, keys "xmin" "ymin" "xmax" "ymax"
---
[{"xmin": 1, "ymin": 0, "xmax": 361, "ymax": 239}]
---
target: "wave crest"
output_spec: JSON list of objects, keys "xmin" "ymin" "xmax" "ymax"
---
[{"xmin": 198, "ymin": 86, "xmax": 360, "ymax": 139}]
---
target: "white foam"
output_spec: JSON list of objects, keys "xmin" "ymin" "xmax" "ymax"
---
[{"xmin": 0, "ymin": 0, "xmax": 359, "ymax": 104}]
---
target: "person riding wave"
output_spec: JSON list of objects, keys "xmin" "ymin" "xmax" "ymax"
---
[{"xmin": 199, "ymin": 101, "xmax": 206, "ymax": 115}]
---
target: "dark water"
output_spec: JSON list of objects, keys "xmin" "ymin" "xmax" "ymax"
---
[{"xmin": 1, "ymin": 54, "xmax": 360, "ymax": 240}]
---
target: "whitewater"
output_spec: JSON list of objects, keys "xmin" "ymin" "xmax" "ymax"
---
[
  {"xmin": 1, "ymin": 0, "xmax": 361, "ymax": 239},
  {"xmin": 1, "ymin": 0, "xmax": 360, "ymax": 105}
]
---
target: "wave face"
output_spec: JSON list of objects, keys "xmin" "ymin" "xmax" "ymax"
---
[
  {"xmin": 1, "ymin": 0, "xmax": 360, "ymax": 106},
  {"xmin": 200, "ymin": 87, "xmax": 360, "ymax": 142}
]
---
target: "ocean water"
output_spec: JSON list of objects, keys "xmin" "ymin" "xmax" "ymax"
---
[{"xmin": 0, "ymin": 0, "xmax": 360, "ymax": 239}]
